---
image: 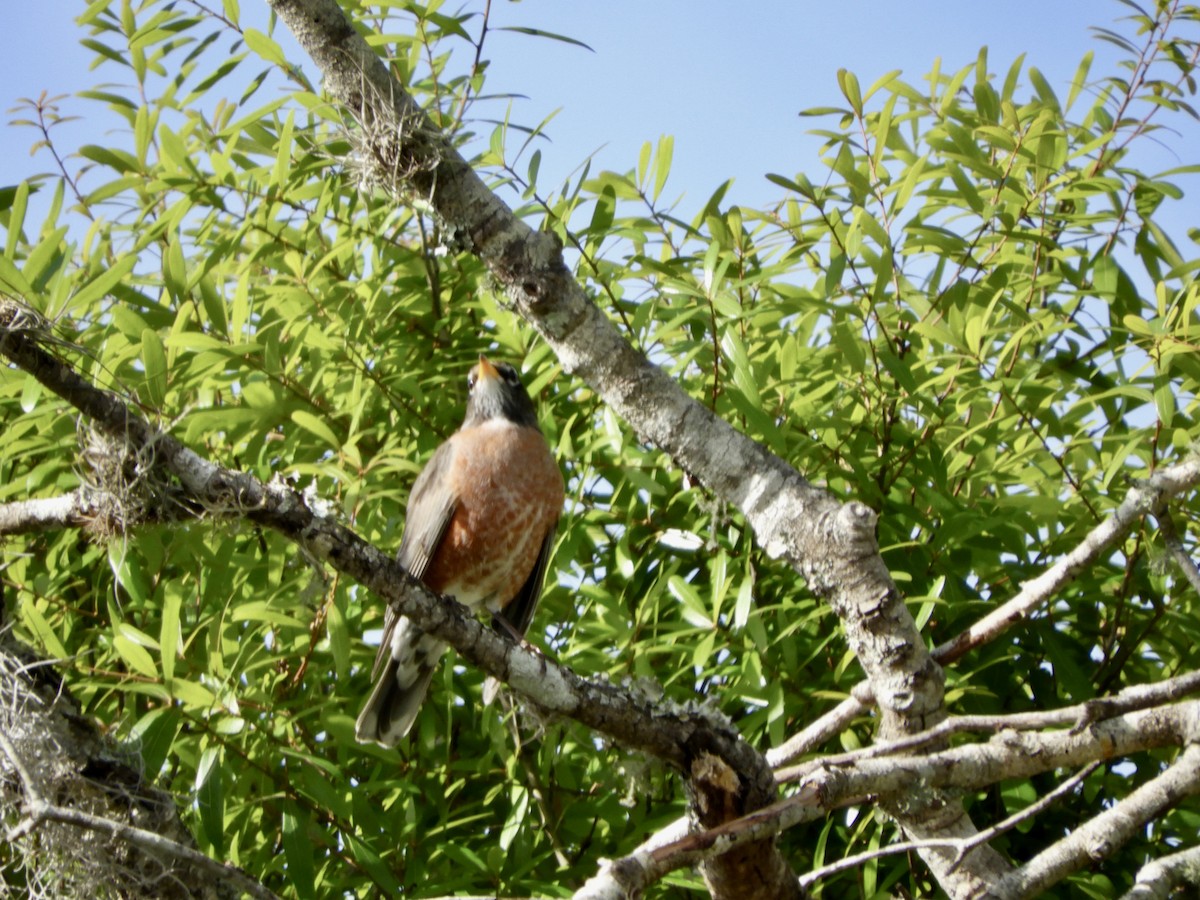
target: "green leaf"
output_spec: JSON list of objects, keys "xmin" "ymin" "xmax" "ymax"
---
[
  {"xmin": 0, "ymin": 254, "xmax": 34, "ymax": 297},
  {"xmin": 1092, "ymin": 255, "xmax": 1118, "ymax": 295},
  {"xmin": 160, "ymin": 589, "xmax": 181, "ymax": 685},
  {"xmin": 327, "ymin": 596, "xmax": 350, "ymax": 679},
  {"xmin": 132, "ymin": 709, "xmax": 179, "ymax": 779},
  {"xmin": 837, "ymin": 68, "xmax": 863, "ymax": 116},
  {"xmin": 291, "ymin": 410, "xmax": 341, "ymax": 449},
  {"xmin": 272, "ymin": 110, "xmax": 295, "ymax": 188},
  {"xmin": 243, "ymin": 27, "xmax": 286, "ymax": 65},
  {"xmin": 141, "ymin": 328, "xmax": 168, "ymax": 407},
  {"xmin": 5, "ymin": 181, "xmax": 30, "ymax": 259},
  {"xmin": 1066, "ymin": 51, "xmax": 1093, "ymax": 111},
  {"xmin": 1028, "ymin": 66, "xmax": 1061, "ymax": 112},
  {"xmin": 283, "ymin": 806, "xmax": 316, "ymax": 900},
  {"xmin": 23, "ymin": 226, "xmax": 68, "ymax": 289},
  {"xmin": 113, "ymin": 634, "xmax": 158, "ymax": 678},
  {"xmin": 495, "ymin": 26, "xmax": 594, "ymax": 52},
  {"xmin": 196, "ymin": 746, "xmax": 225, "ymax": 854},
  {"xmin": 653, "ymin": 134, "xmax": 674, "ymax": 202},
  {"xmin": 70, "ymin": 254, "xmax": 138, "ymax": 310},
  {"xmin": 668, "ymin": 575, "xmax": 711, "ymax": 628},
  {"xmin": 19, "ymin": 602, "xmax": 68, "ymax": 660},
  {"xmin": 230, "ymin": 601, "xmax": 307, "ymax": 629},
  {"xmin": 163, "ymin": 237, "xmax": 187, "ymax": 304},
  {"xmin": 1154, "ymin": 378, "xmax": 1175, "ymax": 428},
  {"xmin": 733, "ymin": 577, "xmax": 753, "ymax": 631}
]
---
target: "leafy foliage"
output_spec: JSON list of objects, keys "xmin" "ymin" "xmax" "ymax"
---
[{"xmin": 1, "ymin": 1, "xmax": 1198, "ymax": 897}]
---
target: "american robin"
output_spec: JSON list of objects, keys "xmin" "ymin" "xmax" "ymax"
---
[{"xmin": 355, "ymin": 356, "xmax": 564, "ymax": 747}]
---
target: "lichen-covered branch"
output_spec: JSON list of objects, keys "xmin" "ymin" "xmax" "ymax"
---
[
  {"xmin": 1125, "ymin": 844, "xmax": 1200, "ymax": 899},
  {"xmin": 0, "ymin": 494, "xmax": 91, "ymax": 535}
]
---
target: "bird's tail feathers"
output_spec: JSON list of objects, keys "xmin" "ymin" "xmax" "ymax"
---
[
  {"xmin": 355, "ymin": 619, "xmax": 445, "ymax": 746},
  {"xmin": 355, "ymin": 658, "xmax": 437, "ymax": 747}
]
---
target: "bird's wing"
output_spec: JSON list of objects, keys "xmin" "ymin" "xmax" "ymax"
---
[
  {"xmin": 481, "ymin": 519, "xmax": 558, "ymax": 706},
  {"xmin": 495, "ymin": 517, "xmax": 558, "ymax": 639},
  {"xmin": 371, "ymin": 440, "xmax": 459, "ymax": 682}
]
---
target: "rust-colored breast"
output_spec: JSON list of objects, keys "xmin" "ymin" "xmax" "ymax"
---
[{"xmin": 423, "ymin": 420, "xmax": 563, "ymax": 612}]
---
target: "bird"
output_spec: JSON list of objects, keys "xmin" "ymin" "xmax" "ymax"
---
[{"xmin": 355, "ymin": 355, "xmax": 564, "ymax": 747}]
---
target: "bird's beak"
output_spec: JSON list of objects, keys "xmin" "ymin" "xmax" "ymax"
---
[{"xmin": 475, "ymin": 355, "xmax": 500, "ymax": 382}]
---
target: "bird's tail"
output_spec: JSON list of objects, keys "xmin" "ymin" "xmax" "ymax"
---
[{"xmin": 355, "ymin": 618, "xmax": 444, "ymax": 747}]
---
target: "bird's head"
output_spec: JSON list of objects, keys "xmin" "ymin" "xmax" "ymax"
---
[{"xmin": 463, "ymin": 355, "xmax": 540, "ymax": 429}]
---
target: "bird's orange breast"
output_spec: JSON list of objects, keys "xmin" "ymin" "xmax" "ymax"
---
[{"xmin": 423, "ymin": 421, "xmax": 563, "ymax": 611}]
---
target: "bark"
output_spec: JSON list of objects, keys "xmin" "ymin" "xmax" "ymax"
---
[
  {"xmin": 0, "ymin": 494, "xmax": 90, "ymax": 534},
  {"xmin": 1125, "ymin": 845, "xmax": 1200, "ymax": 899}
]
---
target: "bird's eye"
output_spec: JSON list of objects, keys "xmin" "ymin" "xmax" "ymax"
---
[{"xmin": 466, "ymin": 371, "xmax": 478, "ymax": 390}]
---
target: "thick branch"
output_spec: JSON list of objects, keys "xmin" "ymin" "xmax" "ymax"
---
[
  {"xmin": 580, "ymin": 699, "xmax": 1200, "ymax": 898},
  {"xmin": 776, "ymin": 668, "xmax": 1200, "ymax": 784},
  {"xmin": 0, "ymin": 493, "xmax": 91, "ymax": 534},
  {"xmin": 1125, "ymin": 844, "xmax": 1200, "ymax": 899},
  {"xmin": 804, "ymin": 702, "xmax": 1200, "ymax": 811}
]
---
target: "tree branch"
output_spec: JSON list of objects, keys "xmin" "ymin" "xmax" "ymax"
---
[
  {"xmin": 934, "ymin": 457, "xmax": 1200, "ymax": 665},
  {"xmin": 1157, "ymin": 508, "xmax": 1200, "ymax": 598},
  {"xmin": 0, "ymin": 493, "xmax": 91, "ymax": 535},
  {"xmin": 775, "ymin": 669, "xmax": 1200, "ymax": 784},
  {"xmin": 1124, "ymin": 844, "xmax": 1200, "ymax": 899},
  {"xmin": 990, "ymin": 740, "xmax": 1200, "ymax": 899}
]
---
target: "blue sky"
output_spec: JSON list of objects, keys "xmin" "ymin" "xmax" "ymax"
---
[{"xmin": 2, "ymin": 2, "xmax": 1196, "ymax": 244}]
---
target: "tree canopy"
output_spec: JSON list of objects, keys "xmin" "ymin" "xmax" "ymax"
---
[{"xmin": 1, "ymin": 1, "xmax": 1199, "ymax": 898}]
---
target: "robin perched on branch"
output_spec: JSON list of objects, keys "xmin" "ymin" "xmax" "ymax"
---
[{"xmin": 355, "ymin": 356, "xmax": 564, "ymax": 747}]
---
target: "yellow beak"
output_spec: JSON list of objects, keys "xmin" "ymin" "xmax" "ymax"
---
[{"xmin": 475, "ymin": 355, "xmax": 500, "ymax": 382}]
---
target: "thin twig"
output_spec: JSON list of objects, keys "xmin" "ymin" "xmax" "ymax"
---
[
  {"xmin": 1157, "ymin": 509, "xmax": 1200, "ymax": 597},
  {"xmin": 766, "ymin": 694, "xmax": 866, "ymax": 769},
  {"xmin": 798, "ymin": 764, "xmax": 1098, "ymax": 888},
  {"xmin": 934, "ymin": 455, "xmax": 1200, "ymax": 664},
  {"xmin": 991, "ymin": 742, "xmax": 1200, "ymax": 899}
]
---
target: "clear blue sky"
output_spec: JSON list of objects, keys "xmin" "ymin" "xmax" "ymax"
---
[{"xmin": 2, "ymin": 3, "xmax": 1196, "ymax": 242}]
